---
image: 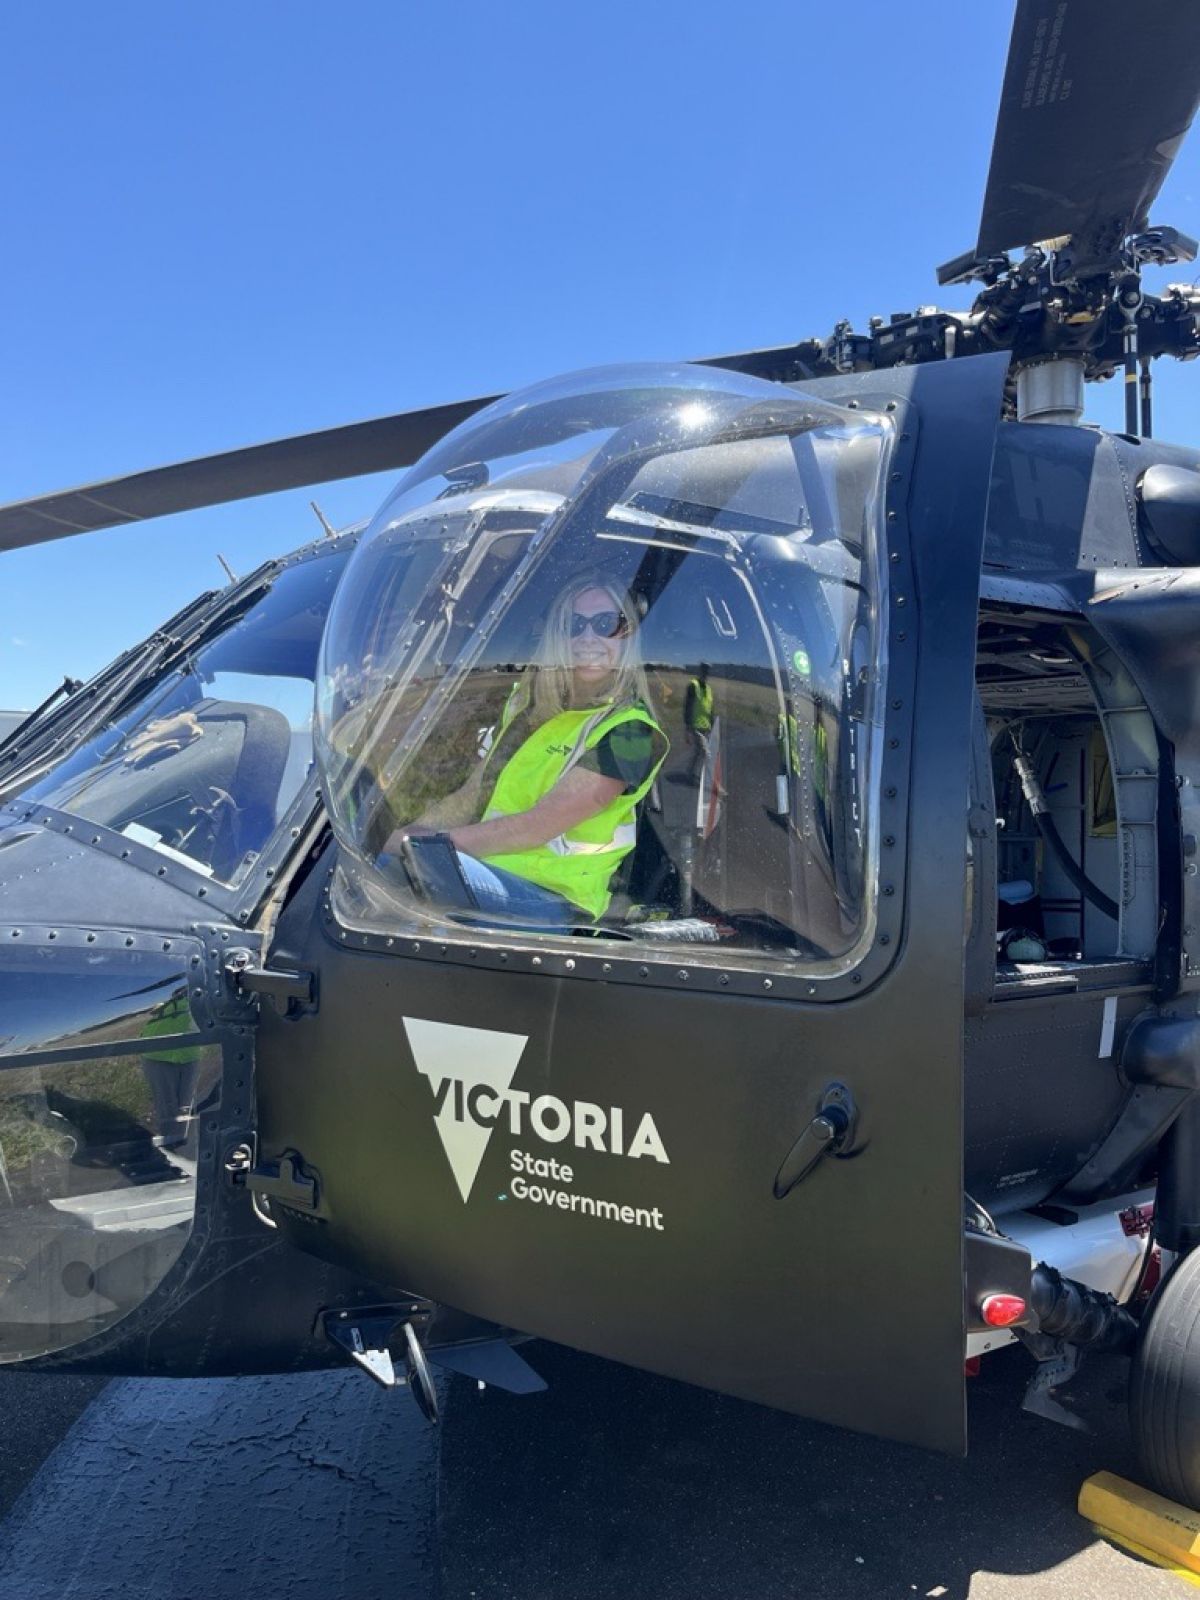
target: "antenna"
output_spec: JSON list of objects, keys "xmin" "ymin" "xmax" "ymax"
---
[
  {"xmin": 216, "ymin": 553, "xmax": 237, "ymax": 584},
  {"xmin": 310, "ymin": 501, "xmax": 339, "ymax": 540}
]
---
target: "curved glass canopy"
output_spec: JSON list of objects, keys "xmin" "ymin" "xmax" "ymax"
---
[
  {"xmin": 17, "ymin": 551, "xmax": 347, "ymax": 886},
  {"xmin": 316, "ymin": 364, "xmax": 892, "ymax": 969}
]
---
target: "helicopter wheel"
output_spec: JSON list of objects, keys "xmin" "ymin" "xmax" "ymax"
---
[{"xmin": 1129, "ymin": 1246, "xmax": 1200, "ymax": 1510}]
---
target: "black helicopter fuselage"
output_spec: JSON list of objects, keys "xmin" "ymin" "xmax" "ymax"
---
[{"xmin": 2, "ymin": 352, "xmax": 1197, "ymax": 1458}]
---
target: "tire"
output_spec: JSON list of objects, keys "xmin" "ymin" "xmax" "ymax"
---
[{"xmin": 1130, "ymin": 1247, "xmax": 1200, "ymax": 1508}]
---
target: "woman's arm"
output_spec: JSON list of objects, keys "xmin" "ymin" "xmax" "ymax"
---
[
  {"xmin": 381, "ymin": 767, "xmax": 481, "ymax": 855},
  {"xmin": 446, "ymin": 767, "xmax": 624, "ymax": 857},
  {"xmin": 417, "ymin": 761, "xmax": 488, "ymax": 830}
]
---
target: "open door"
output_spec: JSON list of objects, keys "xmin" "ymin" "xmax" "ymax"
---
[{"xmin": 0, "ymin": 543, "xmax": 387, "ymax": 1375}]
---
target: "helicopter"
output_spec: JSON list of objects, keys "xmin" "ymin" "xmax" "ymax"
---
[{"xmin": 4, "ymin": 0, "xmax": 1200, "ymax": 1515}]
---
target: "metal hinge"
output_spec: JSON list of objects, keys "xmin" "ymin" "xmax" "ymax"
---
[{"xmin": 224, "ymin": 948, "xmax": 316, "ymax": 1014}]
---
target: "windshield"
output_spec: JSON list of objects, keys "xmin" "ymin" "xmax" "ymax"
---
[
  {"xmin": 18, "ymin": 550, "xmax": 348, "ymax": 886},
  {"xmin": 318, "ymin": 365, "xmax": 891, "ymax": 970}
]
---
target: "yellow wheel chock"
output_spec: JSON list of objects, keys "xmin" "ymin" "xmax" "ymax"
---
[{"xmin": 1080, "ymin": 1471, "xmax": 1200, "ymax": 1584}]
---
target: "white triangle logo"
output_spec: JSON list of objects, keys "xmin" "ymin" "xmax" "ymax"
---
[{"xmin": 403, "ymin": 1016, "xmax": 529, "ymax": 1204}]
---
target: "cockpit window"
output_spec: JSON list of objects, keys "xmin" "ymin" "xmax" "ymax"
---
[
  {"xmin": 317, "ymin": 366, "xmax": 891, "ymax": 971},
  {"xmin": 17, "ymin": 551, "xmax": 347, "ymax": 885}
]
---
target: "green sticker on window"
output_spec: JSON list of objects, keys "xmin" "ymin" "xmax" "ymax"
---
[{"xmin": 792, "ymin": 648, "xmax": 811, "ymax": 676}]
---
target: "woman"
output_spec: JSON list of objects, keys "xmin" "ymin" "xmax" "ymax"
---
[{"xmin": 389, "ymin": 574, "xmax": 667, "ymax": 925}]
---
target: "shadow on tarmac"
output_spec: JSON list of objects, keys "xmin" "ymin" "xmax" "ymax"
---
[
  {"xmin": 0, "ymin": 1340, "xmax": 1178, "ymax": 1599},
  {"xmin": 438, "ymin": 1342, "xmax": 1174, "ymax": 1600}
]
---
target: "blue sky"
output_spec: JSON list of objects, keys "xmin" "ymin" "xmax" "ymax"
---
[{"xmin": 3, "ymin": 1, "xmax": 1199, "ymax": 708}]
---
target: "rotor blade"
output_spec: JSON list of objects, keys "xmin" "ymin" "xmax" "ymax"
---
[
  {"xmin": 0, "ymin": 344, "xmax": 825, "ymax": 557},
  {"xmin": 0, "ymin": 394, "xmax": 499, "ymax": 555},
  {"xmin": 976, "ymin": 0, "xmax": 1200, "ymax": 272}
]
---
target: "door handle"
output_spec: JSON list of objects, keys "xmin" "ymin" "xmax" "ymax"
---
[{"xmin": 773, "ymin": 1082, "xmax": 858, "ymax": 1199}]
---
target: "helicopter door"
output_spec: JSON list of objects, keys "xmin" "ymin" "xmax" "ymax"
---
[
  {"xmin": 0, "ymin": 545, "xmax": 392, "ymax": 1376},
  {"xmin": 0, "ymin": 924, "xmax": 380, "ymax": 1377},
  {"xmin": 254, "ymin": 360, "xmax": 1006, "ymax": 1453}
]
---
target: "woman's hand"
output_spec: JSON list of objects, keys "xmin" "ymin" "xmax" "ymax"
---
[
  {"xmin": 382, "ymin": 823, "xmax": 436, "ymax": 853},
  {"xmin": 122, "ymin": 711, "xmax": 205, "ymax": 769}
]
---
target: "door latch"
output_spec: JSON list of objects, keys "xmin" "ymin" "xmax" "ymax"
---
[
  {"xmin": 773, "ymin": 1081, "xmax": 859, "ymax": 1199},
  {"xmin": 247, "ymin": 1150, "xmax": 321, "ymax": 1213}
]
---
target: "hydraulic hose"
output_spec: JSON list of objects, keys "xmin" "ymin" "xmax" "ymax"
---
[
  {"xmin": 1010, "ymin": 736, "xmax": 1121, "ymax": 923},
  {"xmin": 1036, "ymin": 811, "xmax": 1121, "ymax": 923},
  {"xmin": 1030, "ymin": 1264, "xmax": 1139, "ymax": 1354}
]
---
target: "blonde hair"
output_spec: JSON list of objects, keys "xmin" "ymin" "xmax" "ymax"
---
[{"xmin": 523, "ymin": 571, "xmax": 652, "ymax": 724}]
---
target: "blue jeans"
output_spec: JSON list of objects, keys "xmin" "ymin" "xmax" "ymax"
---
[{"xmin": 455, "ymin": 853, "xmax": 579, "ymax": 926}]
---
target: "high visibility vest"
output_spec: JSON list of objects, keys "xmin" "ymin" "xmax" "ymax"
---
[
  {"xmin": 779, "ymin": 709, "xmax": 831, "ymax": 843},
  {"xmin": 140, "ymin": 992, "xmax": 200, "ymax": 1066},
  {"xmin": 481, "ymin": 698, "xmax": 666, "ymax": 920},
  {"xmin": 686, "ymin": 679, "xmax": 713, "ymax": 733}
]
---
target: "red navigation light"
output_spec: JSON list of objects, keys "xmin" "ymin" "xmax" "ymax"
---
[{"xmin": 980, "ymin": 1293, "xmax": 1027, "ymax": 1328}]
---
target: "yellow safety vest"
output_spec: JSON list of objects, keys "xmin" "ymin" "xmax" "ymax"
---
[
  {"xmin": 687, "ymin": 679, "xmax": 714, "ymax": 733},
  {"xmin": 481, "ymin": 698, "xmax": 666, "ymax": 920}
]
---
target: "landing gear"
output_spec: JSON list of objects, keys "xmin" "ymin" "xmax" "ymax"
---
[{"xmin": 1130, "ymin": 1248, "xmax": 1200, "ymax": 1509}]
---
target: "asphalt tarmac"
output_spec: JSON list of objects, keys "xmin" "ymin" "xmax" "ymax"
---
[
  {"xmin": 0, "ymin": 1344, "xmax": 1187, "ymax": 1599},
  {"xmin": 0, "ymin": 1370, "xmax": 105, "ymax": 1521}
]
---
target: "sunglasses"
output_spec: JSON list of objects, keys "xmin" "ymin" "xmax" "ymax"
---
[{"xmin": 569, "ymin": 609, "xmax": 628, "ymax": 640}]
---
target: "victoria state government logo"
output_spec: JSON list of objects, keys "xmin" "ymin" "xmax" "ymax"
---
[{"xmin": 403, "ymin": 1017, "xmax": 670, "ymax": 1231}]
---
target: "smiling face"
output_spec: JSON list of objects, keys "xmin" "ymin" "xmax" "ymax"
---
[{"xmin": 569, "ymin": 585, "xmax": 628, "ymax": 691}]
